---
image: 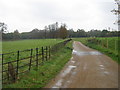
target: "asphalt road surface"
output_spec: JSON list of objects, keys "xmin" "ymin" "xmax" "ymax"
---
[{"xmin": 46, "ymin": 41, "xmax": 118, "ymax": 88}]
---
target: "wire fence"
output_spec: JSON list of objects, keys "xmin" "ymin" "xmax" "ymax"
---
[
  {"xmin": 1, "ymin": 39, "xmax": 72, "ymax": 84},
  {"xmin": 87, "ymin": 37, "xmax": 119, "ymax": 53}
]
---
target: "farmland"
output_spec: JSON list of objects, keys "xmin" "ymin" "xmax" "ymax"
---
[
  {"xmin": 2, "ymin": 39, "xmax": 73, "ymax": 88},
  {"xmin": 2, "ymin": 39, "xmax": 65, "ymax": 63},
  {"xmin": 2, "ymin": 39, "xmax": 64, "ymax": 53}
]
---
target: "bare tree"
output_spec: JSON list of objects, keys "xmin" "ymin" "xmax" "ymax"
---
[
  {"xmin": 0, "ymin": 22, "xmax": 7, "ymax": 33},
  {"xmin": 111, "ymin": 0, "xmax": 120, "ymax": 30}
]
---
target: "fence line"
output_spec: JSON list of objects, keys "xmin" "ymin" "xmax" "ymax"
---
[
  {"xmin": 1, "ymin": 39, "xmax": 72, "ymax": 84},
  {"xmin": 87, "ymin": 38, "xmax": 118, "ymax": 53}
]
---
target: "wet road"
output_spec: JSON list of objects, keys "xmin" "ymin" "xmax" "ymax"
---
[{"xmin": 45, "ymin": 41, "xmax": 118, "ymax": 88}]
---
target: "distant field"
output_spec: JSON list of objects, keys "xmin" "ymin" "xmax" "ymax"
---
[
  {"xmin": 73, "ymin": 37, "xmax": 119, "ymax": 63},
  {"xmin": 2, "ymin": 39, "xmax": 64, "ymax": 53}
]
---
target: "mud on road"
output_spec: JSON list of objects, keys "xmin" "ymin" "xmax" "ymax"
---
[{"xmin": 45, "ymin": 41, "xmax": 118, "ymax": 88}]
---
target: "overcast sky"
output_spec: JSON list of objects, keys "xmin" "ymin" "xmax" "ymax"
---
[{"xmin": 0, "ymin": 0, "xmax": 118, "ymax": 32}]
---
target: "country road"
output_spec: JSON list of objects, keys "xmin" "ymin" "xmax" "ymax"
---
[{"xmin": 45, "ymin": 41, "xmax": 118, "ymax": 88}]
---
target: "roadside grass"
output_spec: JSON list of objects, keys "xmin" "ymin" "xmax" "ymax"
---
[
  {"xmin": 73, "ymin": 37, "xmax": 119, "ymax": 64},
  {"xmin": 3, "ymin": 41, "xmax": 73, "ymax": 88}
]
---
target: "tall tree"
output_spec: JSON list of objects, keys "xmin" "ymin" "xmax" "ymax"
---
[
  {"xmin": 59, "ymin": 24, "xmax": 68, "ymax": 39},
  {"xmin": 13, "ymin": 30, "xmax": 20, "ymax": 40}
]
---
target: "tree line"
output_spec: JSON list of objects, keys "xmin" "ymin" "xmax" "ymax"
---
[
  {"xmin": 0, "ymin": 22, "xmax": 119, "ymax": 40},
  {"xmin": 1, "ymin": 22, "xmax": 68, "ymax": 40}
]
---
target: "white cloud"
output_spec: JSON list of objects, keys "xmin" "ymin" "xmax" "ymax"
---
[{"xmin": 0, "ymin": 0, "xmax": 117, "ymax": 32}]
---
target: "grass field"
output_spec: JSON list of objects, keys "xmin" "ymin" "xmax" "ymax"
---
[
  {"xmin": 3, "ymin": 40, "xmax": 73, "ymax": 88},
  {"xmin": 2, "ymin": 39, "xmax": 64, "ymax": 53},
  {"xmin": 73, "ymin": 37, "xmax": 119, "ymax": 64},
  {"xmin": 2, "ymin": 39, "xmax": 65, "ymax": 63}
]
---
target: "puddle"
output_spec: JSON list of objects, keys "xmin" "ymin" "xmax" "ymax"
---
[
  {"xmin": 71, "ymin": 61, "xmax": 75, "ymax": 63},
  {"xmin": 72, "ymin": 50, "xmax": 77, "ymax": 54},
  {"xmin": 52, "ymin": 65, "xmax": 77, "ymax": 88},
  {"xmin": 62, "ymin": 65, "xmax": 76, "ymax": 77},
  {"xmin": 99, "ymin": 65, "xmax": 105, "ymax": 70},
  {"xmin": 72, "ymin": 72, "xmax": 77, "ymax": 75},
  {"xmin": 69, "ymin": 65, "xmax": 76, "ymax": 68},
  {"xmin": 104, "ymin": 71, "xmax": 109, "ymax": 75},
  {"xmin": 52, "ymin": 79, "xmax": 63, "ymax": 88},
  {"xmin": 99, "ymin": 65, "xmax": 104, "ymax": 67},
  {"xmin": 90, "ymin": 51, "xmax": 102, "ymax": 55},
  {"xmin": 72, "ymin": 50, "xmax": 102, "ymax": 56},
  {"xmin": 52, "ymin": 86, "xmax": 59, "ymax": 88},
  {"xmin": 67, "ymin": 81, "xmax": 71, "ymax": 83}
]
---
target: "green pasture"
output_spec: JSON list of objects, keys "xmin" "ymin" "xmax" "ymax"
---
[
  {"xmin": 2, "ymin": 39, "xmax": 64, "ymax": 53},
  {"xmin": 2, "ymin": 39, "xmax": 64, "ymax": 62}
]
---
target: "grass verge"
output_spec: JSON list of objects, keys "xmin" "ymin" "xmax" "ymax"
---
[{"xmin": 3, "ymin": 41, "xmax": 73, "ymax": 88}]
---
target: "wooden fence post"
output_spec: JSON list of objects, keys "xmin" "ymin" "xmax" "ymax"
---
[
  {"xmin": 97, "ymin": 40, "xmax": 99, "ymax": 45},
  {"xmin": 8, "ymin": 62, "xmax": 16, "ymax": 83},
  {"xmin": 7, "ymin": 62, "xmax": 10, "ymax": 82},
  {"xmin": 29, "ymin": 49, "xmax": 33, "ymax": 71},
  {"xmin": 100, "ymin": 40, "xmax": 102, "ymax": 47},
  {"xmin": 102, "ymin": 40, "xmax": 103, "ymax": 48},
  {"xmin": 46, "ymin": 46, "xmax": 48, "ymax": 61},
  {"xmin": 115, "ymin": 40, "xmax": 117, "ymax": 51},
  {"xmin": 107, "ymin": 39, "xmax": 108, "ymax": 49},
  {"xmin": 16, "ymin": 51, "xmax": 19, "ymax": 77},
  {"xmin": 36, "ymin": 48, "xmax": 38, "ymax": 67},
  {"xmin": 42, "ymin": 47, "xmax": 44, "ymax": 63},
  {"xmin": 2, "ymin": 54, "xmax": 3, "ymax": 83},
  {"xmin": 49, "ymin": 46, "xmax": 50, "ymax": 60}
]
